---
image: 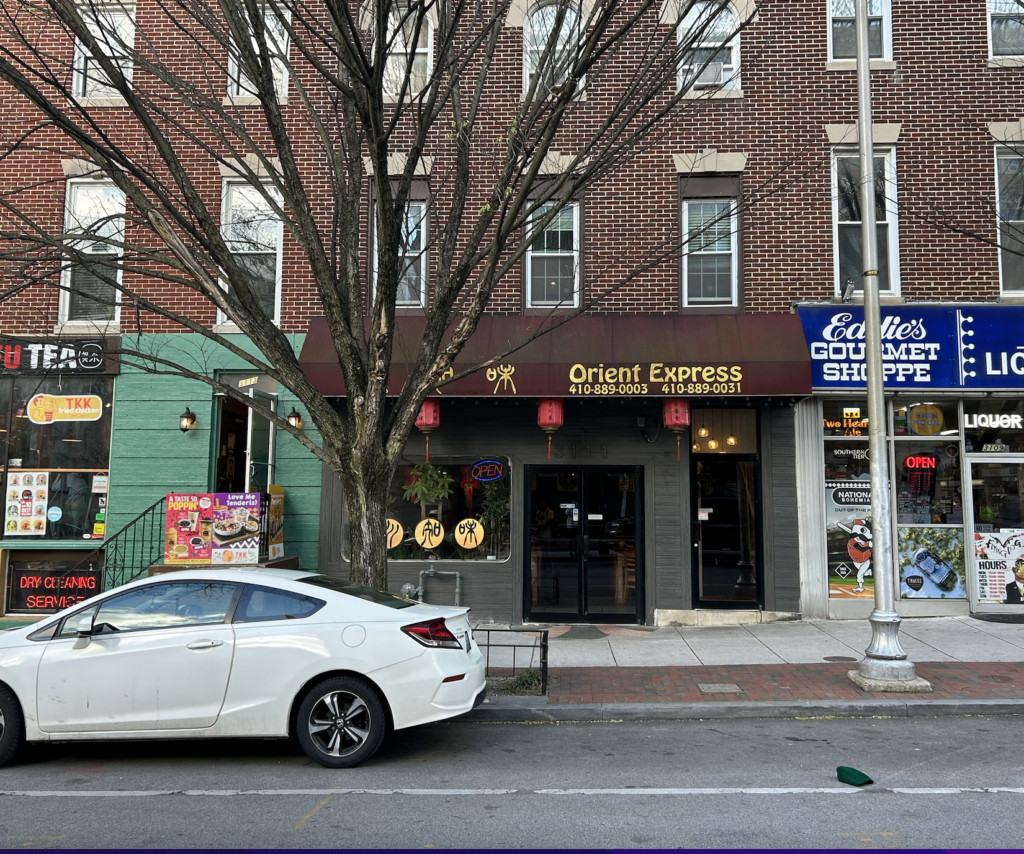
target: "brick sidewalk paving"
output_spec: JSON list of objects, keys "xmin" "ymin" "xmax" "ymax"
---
[{"xmin": 547, "ymin": 661, "xmax": 1024, "ymax": 705}]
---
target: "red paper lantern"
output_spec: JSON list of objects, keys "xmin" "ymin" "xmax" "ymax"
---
[
  {"xmin": 662, "ymin": 398, "xmax": 690, "ymax": 460},
  {"xmin": 415, "ymin": 399, "xmax": 440, "ymax": 461},
  {"xmin": 537, "ymin": 398, "xmax": 564, "ymax": 459}
]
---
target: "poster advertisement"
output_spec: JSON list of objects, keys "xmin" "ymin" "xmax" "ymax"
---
[
  {"xmin": 974, "ymin": 528, "xmax": 1024, "ymax": 605},
  {"xmin": 897, "ymin": 527, "xmax": 966, "ymax": 599},
  {"xmin": 267, "ymin": 486, "xmax": 284, "ymax": 559},
  {"xmin": 825, "ymin": 477, "xmax": 873, "ymax": 598},
  {"xmin": 4, "ymin": 471, "xmax": 49, "ymax": 536},
  {"xmin": 211, "ymin": 492, "xmax": 261, "ymax": 565},
  {"xmin": 164, "ymin": 493, "xmax": 213, "ymax": 564}
]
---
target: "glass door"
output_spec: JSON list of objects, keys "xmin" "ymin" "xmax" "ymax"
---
[
  {"xmin": 691, "ymin": 456, "xmax": 761, "ymax": 606},
  {"xmin": 525, "ymin": 466, "xmax": 642, "ymax": 623},
  {"xmin": 967, "ymin": 460, "xmax": 1024, "ymax": 610}
]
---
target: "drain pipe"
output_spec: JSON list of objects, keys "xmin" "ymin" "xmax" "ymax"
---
[{"xmin": 417, "ymin": 564, "xmax": 462, "ymax": 605}]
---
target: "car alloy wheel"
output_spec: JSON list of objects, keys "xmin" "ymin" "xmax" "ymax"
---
[
  {"xmin": 296, "ymin": 676, "xmax": 386, "ymax": 769},
  {"xmin": 0, "ymin": 684, "xmax": 25, "ymax": 768}
]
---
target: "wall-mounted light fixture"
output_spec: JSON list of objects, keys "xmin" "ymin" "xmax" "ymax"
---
[
  {"xmin": 179, "ymin": 406, "xmax": 197, "ymax": 433},
  {"xmin": 287, "ymin": 407, "xmax": 303, "ymax": 429}
]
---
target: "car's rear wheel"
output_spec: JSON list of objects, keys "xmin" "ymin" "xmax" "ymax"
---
[
  {"xmin": 0, "ymin": 684, "xmax": 25, "ymax": 768},
  {"xmin": 296, "ymin": 677, "xmax": 386, "ymax": 768}
]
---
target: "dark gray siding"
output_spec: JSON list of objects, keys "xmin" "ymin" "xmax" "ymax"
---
[{"xmin": 761, "ymin": 405, "xmax": 800, "ymax": 611}]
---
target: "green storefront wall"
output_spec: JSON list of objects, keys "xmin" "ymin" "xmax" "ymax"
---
[{"xmin": 106, "ymin": 332, "xmax": 322, "ymax": 572}]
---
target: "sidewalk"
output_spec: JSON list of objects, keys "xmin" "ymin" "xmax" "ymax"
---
[{"xmin": 470, "ymin": 615, "xmax": 1024, "ymax": 722}]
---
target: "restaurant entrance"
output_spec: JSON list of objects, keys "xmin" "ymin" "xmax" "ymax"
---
[{"xmin": 525, "ymin": 465, "xmax": 642, "ymax": 623}]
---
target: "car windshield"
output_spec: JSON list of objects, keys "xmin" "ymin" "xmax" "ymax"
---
[{"xmin": 297, "ymin": 575, "xmax": 416, "ymax": 609}]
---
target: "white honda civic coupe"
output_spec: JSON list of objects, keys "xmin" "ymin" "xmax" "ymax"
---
[{"xmin": 0, "ymin": 568, "xmax": 486, "ymax": 768}]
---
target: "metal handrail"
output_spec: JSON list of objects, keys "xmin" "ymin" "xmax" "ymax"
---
[
  {"xmin": 64, "ymin": 495, "xmax": 167, "ymax": 591},
  {"xmin": 474, "ymin": 627, "xmax": 549, "ymax": 694}
]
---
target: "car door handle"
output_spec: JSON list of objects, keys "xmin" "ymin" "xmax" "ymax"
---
[{"xmin": 187, "ymin": 639, "xmax": 225, "ymax": 650}]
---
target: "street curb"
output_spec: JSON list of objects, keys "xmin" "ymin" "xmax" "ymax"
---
[{"xmin": 466, "ymin": 697, "xmax": 1024, "ymax": 722}]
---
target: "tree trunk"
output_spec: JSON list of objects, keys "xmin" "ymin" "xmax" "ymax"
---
[{"xmin": 339, "ymin": 453, "xmax": 394, "ymax": 590}]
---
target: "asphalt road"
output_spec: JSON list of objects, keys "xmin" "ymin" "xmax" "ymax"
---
[{"xmin": 1, "ymin": 713, "xmax": 1021, "ymax": 849}]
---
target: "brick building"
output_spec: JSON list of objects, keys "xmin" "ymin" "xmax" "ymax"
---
[{"xmin": 1, "ymin": 1, "xmax": 1023, "ymax": 622}]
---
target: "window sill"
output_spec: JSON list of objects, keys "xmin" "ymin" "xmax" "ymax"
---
[
  {"xmin": 682, "ymin": 87, "xmax": 743, "ymax": 100},
  {"xmin": 826, "ymin": 60, "xmax": 897, "ymax": 72},
  {"xmin": 73, "ymin": 97, "xmax": 128, "ymax": 108},
  {"xmin": 988, "ymin": 57, "xmax": 1024, "ymax": 69},
  {"xmin": 53, "ymin": 321, "xmax": 121, "ymax": 335},
  {"xmin": 222, "ymin": 95, "xmax": 289, "ymax": 107}
]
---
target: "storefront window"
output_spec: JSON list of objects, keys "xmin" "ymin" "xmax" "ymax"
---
[
  {"xmin": 963, "ymin": 398, "xmax": 1024, "ymax": 453},
  {"xmin": 2, "ymin": 375, "xmax": 112, "ymax": 541},
  {"xmin": 894, "ymin": 441, "xmax": 963, "ymax": 525},
  {"xmin": 821, "ymin": 398, "xmax": 870, "ymax": 438},
  {"xmin": 892, "ymin": 399, "xmax": 959, "ymax": 438},
  {"xmin": 339, "ymin": 457, "xmax": 512, "ymax": 563}
]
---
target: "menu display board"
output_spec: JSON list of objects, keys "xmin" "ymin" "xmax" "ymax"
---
[
  {"xmin": 267, "ymin": 486, "xmax": 284, "ymax": 559},
  {"xmin": 164, "ymin": 493, "xmax": 213, "ymax": 564},
  {"xmin": 211, "ymin": 492, "xmax": 261, "ymax": 565},
  {"xmin": 4, "ymin": 471, "xmax": 49, "ymax": 536}
]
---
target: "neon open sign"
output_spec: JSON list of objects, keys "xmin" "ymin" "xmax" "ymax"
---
[
  {"xmin": 903, "ymin": 455, "xmax": 936, "ymax": 470},
  {"xmin": 471, "ymin": 459, "xmax": 505, "ymax": 482}
]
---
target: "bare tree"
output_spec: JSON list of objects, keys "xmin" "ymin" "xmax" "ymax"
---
[{"xmin": 0, "ymin": 0, "xmax": 765, "ymax": 587}]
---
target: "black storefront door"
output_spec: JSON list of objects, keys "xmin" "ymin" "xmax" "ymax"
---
[
  {"xmin": 691, "ymin": 456, "xmax": 762, "ymax": 607},
  {"xmin": 525, "ymin": 466, "xmax": 642, "ymax": 623}
]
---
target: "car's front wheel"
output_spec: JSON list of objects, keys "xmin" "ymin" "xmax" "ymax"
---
[
  {"xmin": 296, "ymin": 677, "xmax": 387, "ymax": 768},
  {"xmin": 0, "ymin": 684, "xmax": 25, "ymax": 768}
]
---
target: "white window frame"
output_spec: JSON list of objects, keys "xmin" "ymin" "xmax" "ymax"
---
[
  {"xmin": 71, "ymin": 2, "xmax": 135, "ymax": 101},
  {"xmin": 827, "ymin": 0, "xmax": 891, "ymax": 63},
  {"xmin": 59, "ymin": 178, "xmax": 126, "ymax": 327},
  {"xmin": 226, "ymin": 4, "xmax": 290, "ymax": 101},
  {"xmin": 525, "ymin": 203, "xmax": 580, "ymax": 309},
  {"xmin": 372, "ymin": 200, "xmax": 428, "ymax": 308},
  {"xmin": 681, "ymin": 198, "xmax": 738, "ymax": 307},
  {"xmin": 996, "ymin": 148, "xmax": 1024, "ymax": 294},
  {"xmin": 382, "ymin": 8, "xmax": 434, "ymax": 98},
  {"xmin": 988, "ymin": 0, "xmax": 1024, "ymax": 61},
  {"xmin": 831, "ymin": 147, "xmax": 900, "ymax": 297},
  {"xmin": 523, "ymin": 2, "xmax": 581, "ymax": 96},
  {"xmin": 218, "ymin": 180, "xmax": 284, "ymax": 326},
  {"xmin": 677, "ymin": 2, "xmax": 740, "ymax": 94}
]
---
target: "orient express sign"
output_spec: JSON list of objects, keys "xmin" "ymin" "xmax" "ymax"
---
[
  {"xmin": 0, "ymin": 337, "xmax": 117, "ymax": 375},
  {"xmin": 567, "ymin": 362, "xmax": 744, "ymax": 396}
]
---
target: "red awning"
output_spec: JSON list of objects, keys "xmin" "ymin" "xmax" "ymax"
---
[{"xmin": 298, "ymin": 314, "xmax": 811, "ymax": 398}]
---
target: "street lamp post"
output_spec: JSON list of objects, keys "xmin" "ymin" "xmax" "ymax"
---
[{"xmin": 847, "ymin": 0, "xmax": 931, "ymax": 692}]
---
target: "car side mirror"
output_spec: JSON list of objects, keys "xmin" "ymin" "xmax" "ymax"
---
[{"xmin": 76, "ymin": 614, "xmax": 96, "ymax": 637}]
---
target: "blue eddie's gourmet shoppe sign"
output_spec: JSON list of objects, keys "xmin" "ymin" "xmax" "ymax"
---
[{"xmin": 797, "ymin": 305, "xmax": 1024, "ymax": 391}]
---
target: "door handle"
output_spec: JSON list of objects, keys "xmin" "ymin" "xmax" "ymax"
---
[{"xmin": 187, "ymin": 639, "xmax": 225, "ymax": 650}]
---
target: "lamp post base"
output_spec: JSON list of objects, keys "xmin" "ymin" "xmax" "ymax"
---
[{"xmin": 847, "ymin": 610, "xmax": 933, "ymax": 692}]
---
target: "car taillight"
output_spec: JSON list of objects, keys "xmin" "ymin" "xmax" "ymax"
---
[{"xmin": 401, "ymin": 618, "xmax": 463, "ymax": 649}]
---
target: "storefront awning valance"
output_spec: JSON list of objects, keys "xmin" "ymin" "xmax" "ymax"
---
[{"xmin": 298, "ymin": 314, "xmax": 812, "ymax": 398}]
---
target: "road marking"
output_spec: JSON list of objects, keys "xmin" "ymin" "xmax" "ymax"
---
[{"xmin": 1, "ymin": 787, "xmax": 1023, "ymax": 797}]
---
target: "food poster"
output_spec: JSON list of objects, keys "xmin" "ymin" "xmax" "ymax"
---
[
  {"xmin": 267, "ymin": 486, "xmax": 284, "ymax": 558},
  {"xmin": 898, "ymin": 527, "xmax": 966, "ymax": 599},
  {"xmin": 164, "ymin": 493, "xmax": 213, "ymax": 564},
  {"xmin": 825, "ymin": 477, "xmax": 874, "ymax": 598},
  {"xmin": 4, "ymin": 471, "xmax": 49, "ymax": 536},
  {"xmin": 211, "ymin": 492, "xmax": 261, "ymax": 564},
  {"xmin": 974, "ymin": 528, "xmax": 1024, "ymax": 605}
]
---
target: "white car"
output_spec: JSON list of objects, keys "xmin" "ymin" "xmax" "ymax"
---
[{"xmin": 0, "ymin": 568, "xmax": 486, "ymax": 768}]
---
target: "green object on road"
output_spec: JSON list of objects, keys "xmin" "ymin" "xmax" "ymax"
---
[{"xmin": 837, "ymin": 766, "xmax": 873, "ymax": 786}]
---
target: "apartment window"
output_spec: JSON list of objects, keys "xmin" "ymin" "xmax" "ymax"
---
[
  {"xmin": 61, "ymin": 179, "xmax": 125, "ymax": 323},
  {"xmin": 997, "ymin": 150, "xmax": 1024, "ymax": 292},
  {"xmin": 227, "ymin": 4, "xmax": 290, "ymax": 99},
  {"xmin": 374, "ymin": 201, "xmax": 428, "ymax": 307},
  {"xmin": 221, "ymin": 182, "xmax": 283, "ymax": 322},
  {"xmin": 989, "ymin": 0, "xmax": 1024, "ymax": 58},
  {"xmin": 71, "ymin": 2, "xmax": 135, "ymax": 99},
  {"xmin": 383, "ymin": 7, "xmax": 434, "ymax": 96},
  {"xmin": 523, "ymin": 2, "xmax": 580, "ymax": 95},
  {"xmin": 833, "ymin": 149, "xmax": 898, "ymax": 295},
  {"xmin": 682, "ymin": 199, "xmax": 738, "ymax": 307},
  {"xmin": 526, "ymin": 203, "xmax": 579, "ymax": 308},
  {"xmin": 678, "ymin": 2, "xmax": 739, "ymax": 93},
  {"xmin": 829, "ymin": 0, "xmax": 889, "ymax": 61}
]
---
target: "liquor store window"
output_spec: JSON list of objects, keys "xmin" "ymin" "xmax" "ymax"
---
[
  {"xmin": 2, "ymin": 375, "xmax": 112, "ymax": 540},
  {"xmin": 340, "ymin": 457, "xmax": 512, "ymax": 563}
]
